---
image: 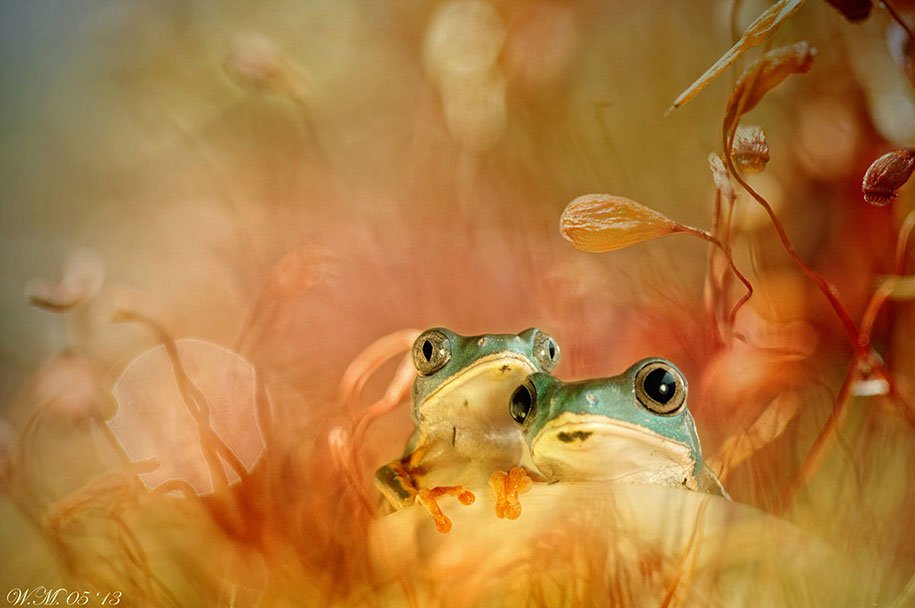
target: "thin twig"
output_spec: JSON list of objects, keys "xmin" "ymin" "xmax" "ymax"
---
[{"xmin": 722, "ymin": 127, "xmax": 864, "ymax": 355}]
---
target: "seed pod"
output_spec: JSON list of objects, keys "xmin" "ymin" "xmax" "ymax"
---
[
  {"xmin": 724, "ymin": 42, "xmax": 817, "ymax": 137},
  {"xmin": 560, "ymin": 194, "xmax": 685, "ymax": 253},
  {"xmin": 862, "ymin": 149, "xmax": 915, "ymax": 206},
  {"xmin": 730, "ymin": 125, "xmax": 770, "ymax": 174},
  {"xmin": 822, "ymin": 0, "xmax": 872, "ymax": 22}
]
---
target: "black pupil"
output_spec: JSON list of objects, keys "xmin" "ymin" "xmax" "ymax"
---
[
  {"xmin": 510, "ymin": 385, "xmax": 533, "ymax": 423},
  {"xmin": 547, "ymin": 341, "xmax": 555, "ymax": 359},
  {"xmin": 422, "ymin": 339, "xmax": 434, "ymax": 361},
  {"xmin": 644, "ymin": 368, "xmax": 676, "ymax": 404}
]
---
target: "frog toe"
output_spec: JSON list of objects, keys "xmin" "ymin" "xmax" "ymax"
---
[
  {"xmin": 489, "ymin": 466, "xmax": 533, "ymax": 520},
  {"xmin": 416, "ymin": 485, "xmax": 476, "ymax": 533}
]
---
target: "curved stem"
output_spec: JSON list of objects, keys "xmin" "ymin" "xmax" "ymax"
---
[
  {"xmin": 681, "ymin": 226, "xmax": 754, "ymax": 327},
  {"xmin": 114, "ymin": 311, "xmax": 249, "ymax": 492},
  {"xmin": 858, "ymin": 278, "xmax": 896, "ymax": 349},
  {"xmin": 779, "ymin": 359, "xmax": 858, "ymax": 510},
  {"xmin": 722, "ymin": 127, "xmax": 864, "ymax": 355},
  {"xmin": 894, "ymin": 209, "xmax": 915, "ymax": 275}
]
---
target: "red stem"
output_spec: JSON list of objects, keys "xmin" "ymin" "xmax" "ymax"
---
[
  {"xmin": 722, "ymin": 127, "xmax": 865, "ymax": 357},
  {"xmin": 682, "ymin": 226, "xmax": 754, "ymax": 327}
]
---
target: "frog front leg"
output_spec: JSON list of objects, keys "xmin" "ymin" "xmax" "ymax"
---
[
  {"xmin": 488, "ymin": 465, "xmax": 534, "ymax": 520},
  {"xmin": 375, "ymin": 443, "xmax": 475, "ymax": 533}
]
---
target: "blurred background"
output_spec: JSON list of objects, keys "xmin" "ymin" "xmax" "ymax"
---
[{"xmin": 1, "ymin": 0, "xmax": 914, "ymax": 605}]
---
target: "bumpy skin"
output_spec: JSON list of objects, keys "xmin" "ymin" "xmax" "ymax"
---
[
  {"xmin": 376, "ymin": 327, "xmax": 559, "ymax": 509},
  {"xmin": 517, "ymin": 358, "xmax": 728, "ymax": 497}
]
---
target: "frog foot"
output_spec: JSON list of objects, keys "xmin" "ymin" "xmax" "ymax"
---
[
  {"xmin": 415, "ymin": 486, "xmax": 476, "ymax": 533},
  {"xmin": 489, "ymin": 466, "xmax": 533, "ymax": 520}
]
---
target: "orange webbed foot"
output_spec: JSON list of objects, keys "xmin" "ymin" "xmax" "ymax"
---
[
  {"xmin": 416, "ymin": 485, "xmax": 476, "ymax": 533},
  {"xmin": 489, "ymin": 466, "xmax": 533, "ymax": 520}
]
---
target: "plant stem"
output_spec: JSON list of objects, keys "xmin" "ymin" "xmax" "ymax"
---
[
  {"xmin": 779, "ymin": 358, "xmax": 858, "ymax": 510},
  {"xmin": 722, "ymin": 129, "xmax": 865, "ymax": 356},
  {"xmin": 894, "ymin": 209, "xmax": 915, "ymax": 275},
  {"xmin": 681, "ymin": 226, "xmax": 754, "ymax": 327}
]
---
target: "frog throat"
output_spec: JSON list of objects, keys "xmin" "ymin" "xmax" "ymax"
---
[
  {"xmin": 529, "ymin": 412, "xmax": 698, "ymax": 488},
  {"xmin": 416, "ymin": 352, "xmax": 538, "ymax": 435}
]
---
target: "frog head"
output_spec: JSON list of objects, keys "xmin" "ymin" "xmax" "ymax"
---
[
  {"xmin": 509, "ymin": 358, "xmax": 716, "ymax": 492},
  {"xmin": 410, "ymin": 327, "xmax": 560, "ymax": 457}
]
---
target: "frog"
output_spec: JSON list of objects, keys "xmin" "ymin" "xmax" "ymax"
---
[
  {"xmin": 375, "ymin": 327, "xmax": 561, "ymax": 532},
  {"xmin": 508, "ymin": 357, "xmax": 728, "ymax": 497}
]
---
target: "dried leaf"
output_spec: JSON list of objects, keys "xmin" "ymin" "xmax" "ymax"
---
[
  {"xmin": 862, "ymin": 149, "xmax": 915, "ymax": 206},
  {"xmin": 670, "ymin": 0, "xmax": 806, "ymax": 111},
  {"xmin": 724, "ymin": 42, "xmax": 817, "ymax": 137},
  {"xmin": 730, "ymin": 125, "xmax": 770, "ymax": 174},
  {"xmin": 822, "ymin": 0, "xmax": 872, "ymax": 22},
  {"xmin": 560, "ymin": 194, "xmax": 685, "ymax": 253}
]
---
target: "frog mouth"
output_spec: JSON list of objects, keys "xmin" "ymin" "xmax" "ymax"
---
[
  {"xmin": 530, "ymin": 413, "xmax": 695, "ymax": 487},
  {"xmin": 418, "ymin": 352, "xmax": 537, "ymax": 434}
]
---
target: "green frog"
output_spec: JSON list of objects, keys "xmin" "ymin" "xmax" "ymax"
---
[
  {"xmin": 508, "ymin": 358, "xmax": 728, "ymax": 497},
  {"xmin": 376, "ymin": 327, "xmax": 561, "ymax": 532}
]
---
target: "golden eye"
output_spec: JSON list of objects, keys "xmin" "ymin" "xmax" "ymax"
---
[
  {"xmin": 412, "ymin": 330, "xmax": 452, "ymax": 376},
  {"xmin": 533, "ymin": 331, "xmax": 560, "ymax": 372},
  {"xmin": 635, "ymin": 361, "xmax": 686, "ymax": 415},
  {"xmin": 509, "ymin": 381, "xmax": 535, "ymax": 425}
]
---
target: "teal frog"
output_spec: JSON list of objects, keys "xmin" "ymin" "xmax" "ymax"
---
[
  {"xmin": 508, "ymin": 358, "xmax": 728, "ymax": 497},
  {"xmin": 376, "ymin": 327, "xmax": 561, "ymax": 531}
]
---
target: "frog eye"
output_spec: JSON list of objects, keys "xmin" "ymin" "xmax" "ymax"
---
[
  {"xmin": 532, "ymin": 331, "xmax": 560, "ymax": 372},
  {"xmin": 509, "ymin": 382, "xmax": 535, "ymax": 425},
  {"xmin": 634, "ymin": 361, "xmax": 686, "ymax": 415},
  {"xmin": 412, "ymin": 330, "xmax": 452, "ymax": 376}
]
